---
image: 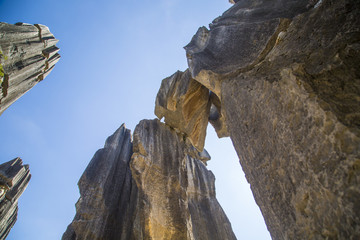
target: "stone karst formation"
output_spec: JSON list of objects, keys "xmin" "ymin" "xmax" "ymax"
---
[
  {"xmin": 0, "ymin": 22, "xmax": 60, "ymax": 115},
  {"xmin": 0, "ymin": 22, "xmax": 59, "ymax": 239},
  {"xmin": 0, "ymin": 158, "xmax": 31, "ymax": 240},
  {"xmin": 63, "ymin": 0, "xmax": 360, "ymax": 239},
  {"xmin": 1, "ymin": 0, "xmax": 359, "ymax": 239}
]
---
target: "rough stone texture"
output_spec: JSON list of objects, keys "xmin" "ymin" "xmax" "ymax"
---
[
  {"xmin": 0, "ymin": 158, "xmax": 31, "ymax": 240},
  {"xmin": 202, "ymin": 0, "xmax": 360, "ymax": 239},
  {"xmin": 64, "ymin": 120, "xmax": 235, "ymax": 240},
  {"xmin": 184, "ymin": 0, "xmax": 313, "ymax": 97},
  {"xmin": 155, "ymin": 69, "xmax": 210, "ymax": 151},
  {"xmin": 0, "ymin": 22, "xmax": 60, "ymax": 115},
  {"xmin": 62, "ymin": 124, "xmax": 137, "ymax": 240},
  {"xmin": 130, "ymin": 119, "xmax": 235, "ymax": 240}
]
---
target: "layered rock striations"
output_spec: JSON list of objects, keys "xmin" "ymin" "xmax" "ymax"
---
[
  {"xmin": 0, "ymin": 158, "xmax": 31, "ymax": 240},
  {"xmin": 62, "ymin": 124, "xmax": 136, "ymax": 240},
  {"xmin": 0, "ymin": 22, "xmax": 60, "ymax": 115},
  {"xmin": 65, "ymin": 0, "xmax": 360, "ymax": 239},
  {"xmin": 182, "ymin": 0, "xmax": 360, "ymax": 239},
  {"xmin": 64, "ymin": 120, "xmax": 235, "ymax": 240},
  {"xmin": 130, "ymin": 119, "xmax": 235, "ymax": 239}
]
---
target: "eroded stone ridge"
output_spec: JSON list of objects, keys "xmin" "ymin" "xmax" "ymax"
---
[
  {"xmin": 131, "ymin": 119, "xmax": 235, "ymax": 239},
  {"xmin": 62, "ymin": 124, "xmax": 136, "ymax": 240},
  {"xmin": 155, "ymin": 69, "xmax": 210, "ymax": 151},
  {"xmin": 184, "ymin": 0, "xmax": 314, "ymax": 97},
  {"xmin": 0, "ymin": 22, "xmax": 60, "ymax": 115},
  {"xmin": 0, "ymin": 158, "xmax": 31, "ymax": 240},
  {"xmin": 64, "ymin": 120, "xmax": 235, "ymax": 240}
]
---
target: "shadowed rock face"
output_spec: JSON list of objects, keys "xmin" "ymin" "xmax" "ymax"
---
[
  {"xmin": 0, "ymin": 158, "xmax": 31, "ymax": 240},
  {"xmin": 184, "ymin": 0, "xmax": 313, "ymax": 97},
  {"xmin": 155, "ymin": 69, "xmax": 211, "ymax": 151},
  {"xmin": 63, "ymin": 120, "xmax": 235, "ymax": 240},
  {"xmin": 62, "ymin": 124, "xmax": 137, "ymax": 240},
  {"xmin": 183, "ymin": 0, "xmax": 360, "ymax": 239},
  {"xmin": 0, "ymin": 22, "xmax": 60, "ymax": 115}
]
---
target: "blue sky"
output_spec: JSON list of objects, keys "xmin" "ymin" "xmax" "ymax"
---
[{"xmin": 0, "ymin": 0, "xmax": 270, "ymax": 239}]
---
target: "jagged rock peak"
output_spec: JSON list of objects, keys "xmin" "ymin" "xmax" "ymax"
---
[
  {"xmin": 63, "ymin": 124, "xmax": 135, "ymax": 240},
  {"xmin": 0, "ymin": 22, "xmax": 60, "ymax": 115},
  {"xmin": 131, "ymin": 119, "xmax": 235, "ymax": 239},
  {"xmin": 0, "ymin": 157, "xmax": 31, "ymax": 240},
  {"xmin": 155, "ymin": 69, "xmax": 211, "ymax": 151},
  {"xmin": 64, "ymin": 119, "xmax": 236, "ymax": 239}
]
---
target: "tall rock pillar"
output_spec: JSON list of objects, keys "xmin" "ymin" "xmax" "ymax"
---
[
  {"xmin": 0, "ymin": 22, "xmax": 60, "ymax": 115},
  {"xmin": 0, "ymin": 158, "xmax": 31, "ymax": 240},
  {"xmin": 63, "ymin": 120, "xmax": 236, "ymax": 240}
]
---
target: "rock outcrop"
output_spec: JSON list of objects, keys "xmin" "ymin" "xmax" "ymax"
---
[
  {"xmin": 183, "ymin": 0, "xmax": 360, "ymax": 239},
  {"xmin": 0, "ymin": 22, "xmax": 60, "ymax": 115},
  {"xmin": 64, "ymin": 120, "xmax": 235, "ymax": 240},
  {"xmin": 64, "ymin": 0, "xmax": 360, "ymax": 239},
  {"xmin": 62, "ymin": 124, "xmax": 136, "ymax": 240},
  {"xmin": 155, "ymin": 69, "xmax": 211, "ymax": 151},
  {"xmin": 0, "ymin": 158, "xmax": 31, "ymax": 240}
]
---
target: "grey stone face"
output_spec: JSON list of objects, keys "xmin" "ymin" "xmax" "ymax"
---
[
  {"xmin": 62, "ymin": 124, "xmax": 137, "ymax": 240},
  {"xmin": 0, "ymin": 158, "xmax": 31, "ymax": 240},
  {"xmin": 184, "ymin": 0, "xmax": 313, "ymax": 97},
  {"xmin": 0, "ymin": 22, "xmax": 60, "ymax": 115},
  {"xmin": 64, "ymin": 120, "xmax": 236, "ymax": 240},
  {"xmin": 217, "ymin": 0, "xmax": 360, "ymax": 238}
]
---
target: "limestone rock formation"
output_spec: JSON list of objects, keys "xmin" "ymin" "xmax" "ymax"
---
[
  {"xmin": 0, "ymin": 158, "xmax": 31, "ymax": 240},
  {"xmin": 184, "ymin": 0, "xmax": 314, "ymax": 98},
  {"xmin": 130, "ymin": 119, "xmax": 235, "ymax": 239},
  {"xmin": 62, "ymin": 124, "xmax": 136, "ymax": 240},
  {"xmin": 155, "ymin": 69, "xmax": 210, "ymax": 151},
  {"xmin": 184, "ymin": 0, "xmax": 360, "ymax": 239},
  {"xmin": 64, "ymin": 0, "xmax": 360, "ymax": 239},
  {"xmin": 64, "ymin": 119, "xmax": 235, "ymax": 240},
  {"xmin": 0, "ymin": 22, "xmax": 60, "ymax": 115}
]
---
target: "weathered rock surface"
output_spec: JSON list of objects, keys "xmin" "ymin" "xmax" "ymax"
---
[
  {"xmin": 0, "ymin": 22, "xmax": 60, "ymax": 115},
  {"xmin": 62, "ymin": 124, "xmax": 137, "ymax": 240},
  {"xmin": 184, "ymin": 0, "xmax": 314, "ymax": 97},
  {"xmin": 130, "ymin": 119, "xmax": 235, "ymax": 239},
  {"xmin": 64, "ymin": 119, "xmax": 235, "ymax": 240},
  {"xmin": 0, "ymin": 158, "xmax": 31, "ymax": 240},
  {"xmin": 183, "ymin": 0, "xmax": 360, "ymax": 239},
  {"xmin": 155, "ymin": 69, "xmax": 210, "ymax": 151}
]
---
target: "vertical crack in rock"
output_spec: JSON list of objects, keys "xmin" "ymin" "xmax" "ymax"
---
[
  {"xmin": 0, "ymin": 22, "xmax": 60, "ymax": 115},
  {"xmin": 64, "ymin": 120, "xmax": 236, "ymax": 239},
  {"xmin": 155, "ymin": 69, "xmax": 211, "ymax": 151},
  {"xmin": 0, "ymin": 158, "xmax": 31, "ymax": 240}
]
